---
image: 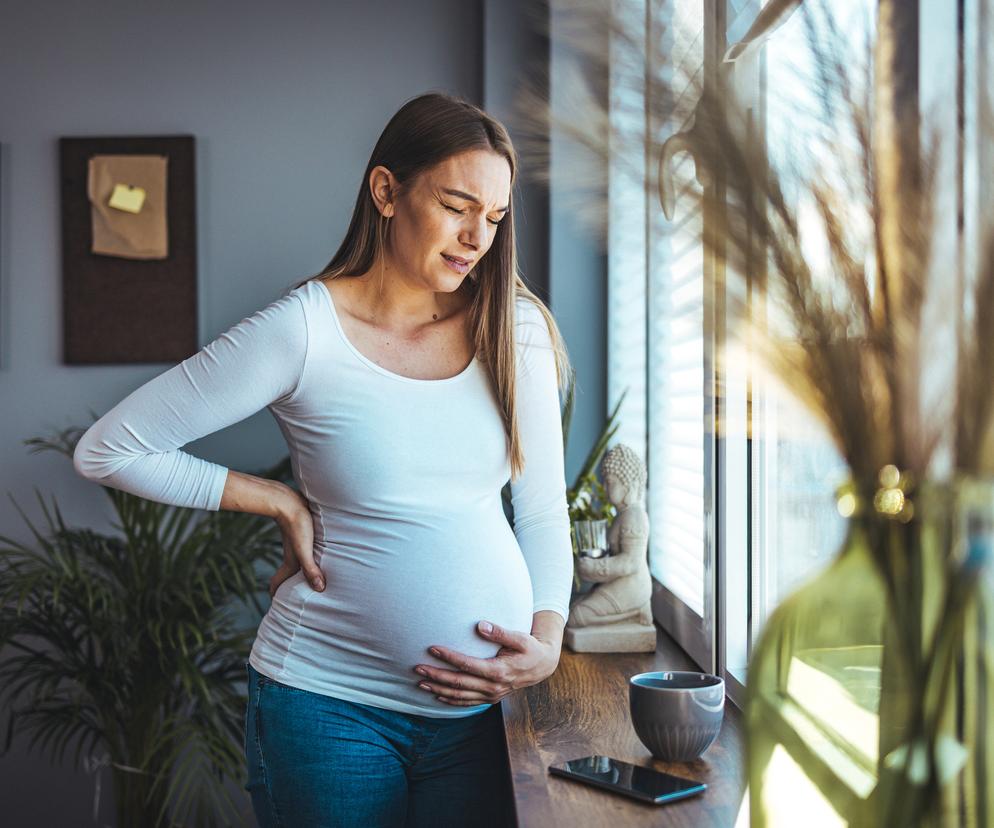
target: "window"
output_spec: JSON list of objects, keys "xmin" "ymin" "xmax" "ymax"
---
[
  {"xmin": 647, "ymin": 0, "xmax": 709, "ymax": 623},
  {"xmin": 724, "ymin": 0, "xmax": 868, "ymax": 695},
  {"xmin": 644, "ymin": 0, "xmax": 719, "ymax": 670},
  {"xmin": 607, "ymin": 0, "xmax": 720, "ymax": 673},
  {"xmin": 605, "ymin": 0, "xmax": 968, "ymax": 711}
]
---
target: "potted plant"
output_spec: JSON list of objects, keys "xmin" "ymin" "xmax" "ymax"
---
[
  {"xmin": 0, "ymin": 424, "xmax": 287, "ymax": 827},
  {"xmin": 561, "ymin": 375, "xmax": 628, "ymax": 591}
]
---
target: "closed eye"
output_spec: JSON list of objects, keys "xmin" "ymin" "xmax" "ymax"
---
[{"xmin": 444, "ymin": 203, "xmax": 503, "ymax": 226}]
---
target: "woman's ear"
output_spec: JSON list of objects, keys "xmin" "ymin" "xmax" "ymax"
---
[{"xmin": 368, "ymin": 165, "xmax": 397, "ymax": 218}]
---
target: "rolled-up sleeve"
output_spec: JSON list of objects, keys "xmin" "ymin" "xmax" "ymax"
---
[
  {"xmin": 510, "ymin": 300, "xmax": 573, "ymax": 624},
  {"xmin": 72, "ymin": 290, "xmax": 307, "ymax": 511}
]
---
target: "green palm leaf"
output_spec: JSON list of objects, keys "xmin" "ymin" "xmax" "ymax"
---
[{"xmin": 1, "ymin": 425, "xmax": 287, "ymax": 826}]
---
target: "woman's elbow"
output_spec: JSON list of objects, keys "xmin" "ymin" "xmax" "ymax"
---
[{"xmin": 72, "ymin": 424, "xmax": 113, "ymax": 482}]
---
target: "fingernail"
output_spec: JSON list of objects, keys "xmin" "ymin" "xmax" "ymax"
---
[
  {"xmin": 429, "ymin": 647, "xmax": 441, "ymax": 658},
  {"xmin": 419, "ymin": 682, "xmax": 431, "ymax": 691},
  {"xmin": 480, "ymin": 621, "xmax": 493, "ymax": 634},
  {"xmin": 315, "ymin": 579, "xmax": 325, "ymax": 590},
  {"xmin": 415, "ymin": 667, "xmax": 428, "ymax": 676}
]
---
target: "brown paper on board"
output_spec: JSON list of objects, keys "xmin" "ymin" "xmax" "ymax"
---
[{"xmin": 87, "ymin": 154, "xmax": 169, "ymax": 259}]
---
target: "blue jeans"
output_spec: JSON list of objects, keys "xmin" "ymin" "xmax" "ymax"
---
[{"xmin": 243, "ymin": 662, "xmax": 516, "ymax": 827}]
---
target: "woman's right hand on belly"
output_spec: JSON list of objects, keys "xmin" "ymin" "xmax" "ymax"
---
[{"xmin": 270, "ymin": 488, "xmax": 325, "ymax": 597}]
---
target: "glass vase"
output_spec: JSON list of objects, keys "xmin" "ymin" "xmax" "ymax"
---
[
  {"xmin": 571, "ymin": 518, "xmax": 609, "ymax": 557},
  {"xmin": 746, "ymin": 477, "xmax": 994, "ymax": 827},
  {"xmin": 569, "ymin": 519, "xmax": 610, "ymax": 597}
]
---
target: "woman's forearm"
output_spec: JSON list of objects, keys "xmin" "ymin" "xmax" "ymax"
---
[{"xmin": 218, "ymin": 468, "xmax": 303, "ymax": 521}]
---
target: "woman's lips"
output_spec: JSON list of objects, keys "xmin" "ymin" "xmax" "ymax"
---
[{"xmin": 441, "ymin": 254, "xmax": 471, "ymax": 274}]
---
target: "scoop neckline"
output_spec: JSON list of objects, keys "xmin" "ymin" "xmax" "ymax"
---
[{"xmin": 312, "ymin": 279, "xmax": 477, "ymax": 385}]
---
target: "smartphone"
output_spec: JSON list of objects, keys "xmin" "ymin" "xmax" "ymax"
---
[{"xmin": 548, "ymin": 755, "xmax": 707, "ymax": 805}]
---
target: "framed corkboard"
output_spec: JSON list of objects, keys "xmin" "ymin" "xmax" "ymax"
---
[{"xmin": 60, "ymin": 135, "xmax": 197, "ymax": 364}]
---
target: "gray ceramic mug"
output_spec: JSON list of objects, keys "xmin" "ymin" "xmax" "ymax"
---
[{"xmin": 628, "ymin": 671, "xmax": 725, "ymax": 762}]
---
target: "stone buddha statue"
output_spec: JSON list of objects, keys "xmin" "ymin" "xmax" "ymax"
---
[{"xmin": 564, "ymin": 443, "xmax": 656, "ymax": 653}]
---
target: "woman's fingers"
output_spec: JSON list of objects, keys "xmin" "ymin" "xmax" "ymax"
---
[
  {"xmin": 413, "ymin": 665, "xmax": 509, "ymax": 703},
  {"xmin": 268, "ymin": 562, "xmax": 297, "ymax": 597},
  {"xmin": 269, "ymin": 533, "xmax": 302, "ymax": 596},
  {"xmin": 414, "ymin": 664, "xmax": 510, "ymax": 702},
  {"xmin": 415, "ymin": 626, "xmax": 550, "ymax": 704},
  {"xmin": 274, "ymin": 502, "xmax": 324, "ymax": 592},
  {"xmin": 423, "ymin": 638, "xmax": 523, "ymax": 682},
  {"xmin": 421, "ymin": 682, "xmax": 492, "ymax": 701},
  {"xmin": 295, "ymin": 544, "xmax": 324, "ymax": 591},
  {"xmin": 423, "ymin": 648, "xmax": 497, "ymax": 678},
  {"xmin": 473, "ymin": 621, "xmax": 531, "ymax": 652}
]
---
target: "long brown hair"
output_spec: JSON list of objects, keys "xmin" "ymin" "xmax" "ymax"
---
[{"xmin": 290, "ymin": 91, "xmax": 573, "ymax": 481}]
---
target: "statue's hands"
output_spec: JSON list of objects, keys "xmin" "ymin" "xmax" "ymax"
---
[
  {"xmin": 414, "ymin": 622, "xmax": 560, "ymax": 706},
  {"xmin": 577, "ymin": 554, "xmax": 609, "ymax": 582}
]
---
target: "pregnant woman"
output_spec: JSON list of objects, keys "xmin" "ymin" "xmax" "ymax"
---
[{"xmin": 72, "ymin": 91, "xmax": 575, "ymax": 828}]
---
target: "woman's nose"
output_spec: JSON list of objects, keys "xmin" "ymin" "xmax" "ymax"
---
[{"xmin": 460, "ymin": 214, "xmax": 487, "ymax": 250}]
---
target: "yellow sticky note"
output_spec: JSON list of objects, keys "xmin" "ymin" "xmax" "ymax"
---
[{"xmin": 108, "ymin": 183, "xmax": 146, "ymax": 214}]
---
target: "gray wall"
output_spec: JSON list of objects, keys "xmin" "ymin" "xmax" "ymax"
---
[
  {"xmin": 484, "ymin": 0, "xmax": 608, "ymax": 480},
  {"xmin": 483, "ymin": 0, "xmax": 551, "ymax": 308},
  {"xmin": 0, "ymin": 0, "xmax": 483, "ymax": 551},
  {"xmin": 0, "ymin": 0, "xmax": 605, "ymax": 824},
  {"xmin": 548, "ymin": 0, "xmax": 608, "ymax": 479}
]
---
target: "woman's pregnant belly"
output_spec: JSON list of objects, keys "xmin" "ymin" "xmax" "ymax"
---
[{"xmin": 255, "ymin": 509, "xmax": 535, "ymax": 714}]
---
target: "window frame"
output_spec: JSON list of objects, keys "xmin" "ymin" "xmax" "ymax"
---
[
  {"xmin": 644, "ymin": 0, "xmax": 773, "ymax": 686},
  {"xmin": 635, "ymin": 0, "xmax": 879, "ymax": 709}
]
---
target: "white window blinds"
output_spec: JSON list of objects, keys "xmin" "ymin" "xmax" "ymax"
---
[{"xmin": 607, "ymin": 0, "xmax": 708, "ymax": 619}]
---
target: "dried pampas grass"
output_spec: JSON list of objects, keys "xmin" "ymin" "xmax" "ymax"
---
[{"xmin": 509, "ymin": 0, "xmax": 994, "ymax": 498}]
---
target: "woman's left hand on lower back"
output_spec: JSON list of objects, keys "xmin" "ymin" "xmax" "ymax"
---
[{"xmin": 414, "ymin": 621, "xmax": 561, "ymax": 706}]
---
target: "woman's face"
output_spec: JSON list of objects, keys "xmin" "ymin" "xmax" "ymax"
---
[{"xmin": 373, "ymin": 149, "xmax": 512, "ymax": 292}]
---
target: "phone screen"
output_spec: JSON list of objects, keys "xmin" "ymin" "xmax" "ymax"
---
[{"xmin": 548, "ymin": 755, "xmax": 707, "ymax": 805}]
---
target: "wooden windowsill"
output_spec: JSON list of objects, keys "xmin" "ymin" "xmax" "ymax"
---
[{"xmin": 500, "ymin": 626, "xmax": 746, "ymax": 827}]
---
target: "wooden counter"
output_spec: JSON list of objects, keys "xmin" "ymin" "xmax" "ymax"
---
[{"xmin": 499, "ymin": 628, "xmax": 745, "ymax": 827}]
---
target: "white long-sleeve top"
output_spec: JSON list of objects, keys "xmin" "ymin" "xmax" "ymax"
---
[{"xmin": 73, "ymin": 278, "xmax": 573, "ymax": 718}]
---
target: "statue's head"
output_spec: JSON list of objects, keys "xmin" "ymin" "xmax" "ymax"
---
[{"xmin": 600, "ymin": 443, "xmax": 646, "ymax": 507}]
